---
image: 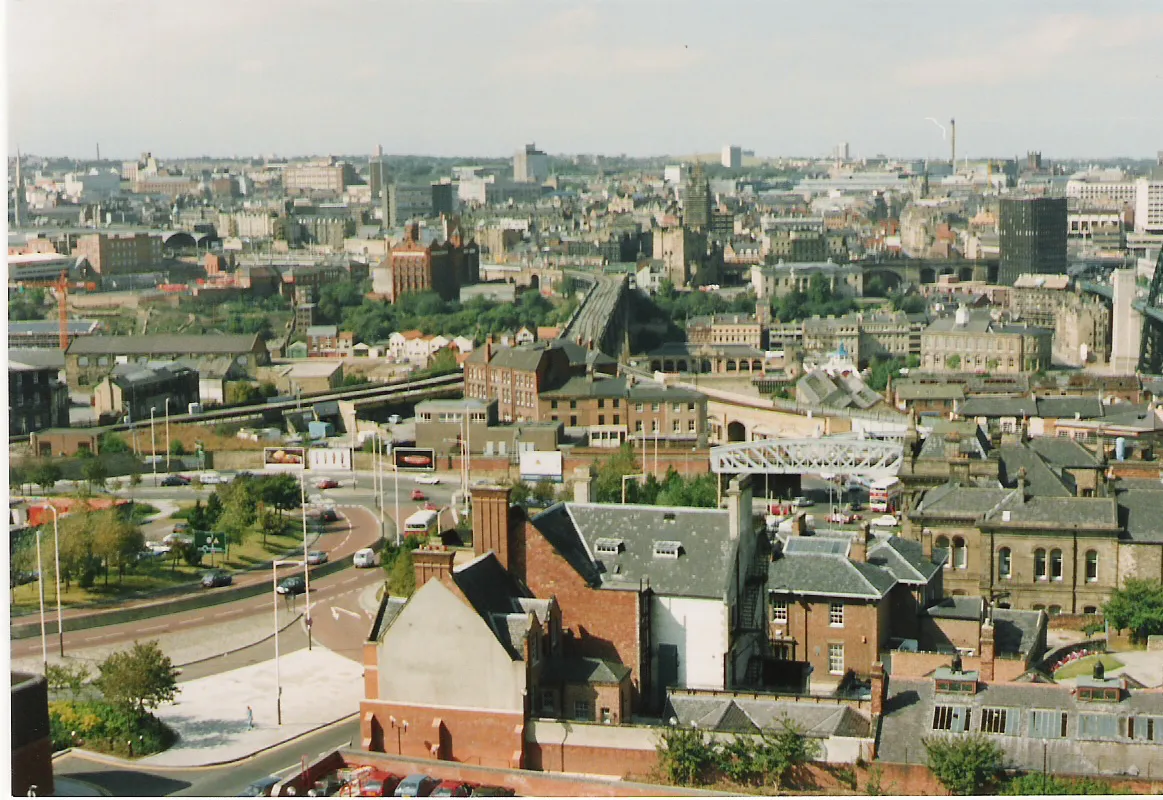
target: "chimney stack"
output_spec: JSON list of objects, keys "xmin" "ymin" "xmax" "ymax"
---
[
  {"xmin": 870, "ymin": 661, "xmax": 887, "ymax": 718},
  {"xmin": 412, "ymin": 547, "xmax": 456, "ymax": 589},
  {"xmin": 724, "ymin": 476, "xmax": 752, "ymax": 541},
  {"xmin": 979, "ymin": 620, "xmax": 996, "ymax": 682},
  {"xmin": 471, "ymin": 485, "xmax": 514, "ymax": 571},
  {"xmin": 922, "ymin": 528, "xmax": 933, "ymax": 559},
  {"xmin": 572, "ymin": 467, "xmax": 592, "ymax": 504}
]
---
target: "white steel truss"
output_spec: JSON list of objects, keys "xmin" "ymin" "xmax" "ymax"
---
[{"xmin": 709, "ymin": 437, "xmax": 904, "ymax": 477}]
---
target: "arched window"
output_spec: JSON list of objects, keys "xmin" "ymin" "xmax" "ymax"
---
[
  {"xmin": 1048, "ymin": 605, "xmax": 1062, "ymax": 615},
  {"xmin": 1050, "ymin": 549, "xmax": 1063, "ymax": 581},
  {"xmin": 936, "ymin": 536, "xmax": 951, "ymax": 569},
  {"xmin": 1085, "ymin": 550, "xmax": 1098, "ymax": 583},
  {"xmin": 1083, "ymin": 605, "xmax": 1097, "ymax": 614},
  {"xmin": 1032, "ymin": 603, "xmax": 1046, "ymax": 611},
  {"xmin": 1034, "ymin": 548, "xmax": 1047, "ymax": 580},
  {"xmin": 998, "ymin": 547, "xmax": 1012, "ymax": 580},
  {"xmin": 952, "ymin": 537, "xmax": 967, "ymax": 570}
]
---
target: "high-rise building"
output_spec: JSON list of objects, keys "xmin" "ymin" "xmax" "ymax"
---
[
  {"xmin": 721, "ymin": 145, "xmax": 742, "ymax": 170},
  {"xmin": 998, "ymin": 196, "xmax": 1067, "ymax": 285},
  {"xmin": 513, "ymin": 143, "xmax": 549, "ymax": 183},
  {"xmin": 1134, "ymin": 178, "xmax": 1163, "ymax": 234},
  {"xmin": 683, "ymin": 162, "xmax": 712, "ymax": 229}
]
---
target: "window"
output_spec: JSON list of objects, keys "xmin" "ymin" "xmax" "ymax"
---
[
  {"xmin": 672, "ymin": 420, "xmax": 681, "ymax": 433},
  {"xmin": 1048, "ymin": 605, "xmax": 1061, "ymax": 615},
  {"xmin": 1050, "ymin": 548, "xmax": 1063, "ymax": 581},
  {"xmin": 652, "ymin": 402, "xmax": 660, "ymax": 412},
  {"xmin": 1034, "ymin": 548, "xmax": 1047, "ymax": 580},
  {"xmin": 539, "ymin": 690, "xmax": 555, "ymax": 715},
  {"xmin": 613, "ymin": 415, "xmax": 620, "ymax": 425},
  {"xmin": 612, "ymin": 399, "xmax": 619, "ymax": 408},
  {"xmin": 688, "ymin": 402, "xmax": 695, "ymax": 411},
  {"xmin": 1086, "ymin": 549, "xmax": 1098, "ymax": 582},
  {"xmin": 998, "ymin": 547, "xmax": 1012, "ymax": 579},
  {"xmin": 980, "ymin": 708, "xmax": 1017, "ymax": 735},
  {"xmin": 551, "ymin": 400, "xmax": 558, "ymax": 410},
  {"xmin": 573, "ymin": 700, "xmax": 591, "ymax": 721},
  {"xmin": 570, "ymin": 415, "xmax": 577, "ymax": 426},
  {"xmin": 932, "ymin": 706, "xmax": 971, "ymax": 732},
  {"xmin": 652, "ymin": 420, "xmax": 659, "ymax": 433},
  {"xmin": 828, "ymin": 643, "xmax": 844, "ymax": 674},
  {"xmin": 1029, "ymin": 709, "xmax": 1068, "ymax": 739},
  {"xmin": 597, "ymin": 399, "xmax": 605, "ymax": 409},
  {"xmin": 600, "ymin": 707, "xmax": 612, "ymax": 725},
  {"xmin": 598, "ymin": 415, "xmax": 605, "ymax": 425},
  {"xmin": 936, "ymin": 536, "xmax": 950, "ymax": 568},
  {"xmin": 689, "ymin": 420, "xmax": 697, "ymax": 433},
  {"xmin": 1130, "ymin": 717, "xmax": 1158, "ymax": 741},
  {"xmin": 635, "ymin": 420, "xmax": 643, "ymax": 432},
  {"xmin": 953, "ymin": 537, "xmax": 967, "ymax": 570},
  {"xmin": 1078, "ymin": 713, "xmax": 1120, "ymax": 740},
  {"xmin": 636, "ymin": 402, "xmax": 644, "ymax": 412},
  {"xmin": 772, "ymin": 600, "xmax": 788, "ymax": 624},
  {"xmin": 829, "ymin": 603, "xmax": 844, "ymax": 626}
]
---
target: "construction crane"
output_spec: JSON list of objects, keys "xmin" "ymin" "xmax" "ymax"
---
[{"xmin": 16, "ymin": 270, "xmax": 71, "ymax": 349}]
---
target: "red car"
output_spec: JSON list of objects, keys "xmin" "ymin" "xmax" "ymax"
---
[
  {"xmin": 411, "ymin": 489, "xmax": 426, "ymax": 501},
  {"xmin": 316, "ymin": 478, "xmax": 340, "ymax": 489},
  {"xmin": 430, "ymin": 781, "xmax": 472, "ymax": 798}
]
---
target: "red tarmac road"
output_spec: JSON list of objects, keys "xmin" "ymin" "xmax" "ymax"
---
[{"xmin": 10, "ymin": 506, "xmax": 384, "ymax": 661}]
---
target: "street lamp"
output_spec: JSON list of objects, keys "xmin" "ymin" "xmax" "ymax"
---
[
  {"xmin": 149, "ymin": 407, "xmax": 158, "ymax": 487},
  {"xmin": 298, "ymin": 470, "xmax": 312, "ymax": 651},
  {"xmin": 164, "ymin": 398, "xmax": 171, "ymax": 473},
  {"xmin": 37, "ymin": 504, "xmax": 64, "ymax": 658},
  {"xmin": 393, "ymin": 462, "xmax": 400, "ymax": 548},
  {"xmin": 272, "ymin": 558, "xmax": 305, "ymax": 726},
  {"xmin": 36, "ymin": 527, "xmax": 47, "ymax": 672}
]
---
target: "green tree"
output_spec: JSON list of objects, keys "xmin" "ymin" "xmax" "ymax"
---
[
  {"xmin": 92, "ymin": 510, "xmax": 145, "ymax": 585},
  {"xmin": 753, "ymin": 719, "xmax": 823, "ymax": 789},
  {"xmin": 866, "ymin": 356, "xmax": 904, "ymax": 392},
  {"xmin": 255, "ymin": 505, "xmax": 284, "ymax": 548},
  {"xmin": 30, "ymin": 459, "xmax": 63, "ymax": 493},
  {"xmin": 10, "ymin": 462, "xmax": 29, "ymax": 494},
  {"xmin": 923, "ymin": 734, "xmax": 1005, "ymax": 796},
  {"xmin": 1002, "ymin": 774, "xmax": 1128, "ymax": 795},
  {"xmin": 531, "ymin": 480, "xmax": 556, "ymax": 506},
  {"xmin": 905, "ymin": 354, "xmax": 921, "ymax": 369},
  {"xmin": 508, "ymin": 480, "xmax": 532, "ymax": 506},
  {"xmin": 946, "ymin": 354, "xmax": 962, "ymax": 370},
  {"xmin": 45, "ymin": 662, "xmax": 91, "ymax": 700},
  {"xmin": 657, "ymin": 725, "xmax": 716, "ymax": 786},
  {"xmin": 169, "ymin": 440, "xmax": 187, "ymax": 456},
  {"xmin": 592, "ymin": 444, "xmax": 639, "ymax": 503},
  {"xmin": 255, "ymin": 473, "xmax": 302, "ymax": 518},
  {"xmin": 655, "ymin": 469, "xmax": 718, "ymax": 508},
  {"xmin": 98, "ymin": 432, "xmax": 131, "ymax": 454},
  {"xmin": 225, "ymin": 381, "xmax": 264, "ymax": 405},
  {"xmin": 94, "ymin": 640, "xmax": 180, "ymax": 717},
  {"xmin": 388, "ymin": 548, "xmax": 416, "ymax": 597},
  {"xmin": 1103, "ymin": 578, "xmax": 1163, "ymax": 643},
  {"xmin": 82, "ymin": 458, "xmax": 108, "ymax": 492}
]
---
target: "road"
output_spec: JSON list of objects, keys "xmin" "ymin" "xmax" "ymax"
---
[{"xmin": 53, "ymin": 717, "xmax": 361, "ymax": 797}]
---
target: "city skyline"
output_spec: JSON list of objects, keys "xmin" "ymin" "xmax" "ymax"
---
[{"xmin": 6, "ymin": 0, "xmax": 1163, "ymax": 160}]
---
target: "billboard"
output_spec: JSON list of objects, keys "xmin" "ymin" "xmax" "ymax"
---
[
  {"xmin": 308, "ymin": 447, "xmax": 352, "ymax": 472},
  {"xmin": 393, "ymin": 447, "xmax": 435, "ymax": 471},
  {"xmin": 264, "ymin": 446, "xmax": 306, "ymax": 471},
  {"xmin": 519, "ymin": 450, "xmax": 563, "ymax": 483}
]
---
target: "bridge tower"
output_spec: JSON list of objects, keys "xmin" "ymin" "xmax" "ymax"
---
[{"xmin": 1136, "ymin": 247, "xmax": 1163, "ymax": 375}]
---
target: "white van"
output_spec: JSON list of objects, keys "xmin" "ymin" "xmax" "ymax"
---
[{"xmin": 353, "ymin": 548, "xmax": 379, "ymax": 568}]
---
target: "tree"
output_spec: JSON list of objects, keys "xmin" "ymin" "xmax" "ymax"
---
[
  {"xmin": 388, "ymin": 548, "xmax": 416, "ymax": 598},
  {"xmin": 169, "ymin": 440, "xmax": 187, "ymax": 456},
  {"xmin": 10, "ymin": 462, "xmax": 29, "ymax": 495},
  {"xmin": 946, "ymin": 354, "xmax": 962, "ymax": 370},
  {"xmin": 1002, "ymin": 774, "xmax": 1127, "ymax": 795},
  {"xmin": 657, "ymin": 725, "xmax": 716, "ymax": 786},
  {"xmin": 255, "ymin": 473, "xmax": 301, "ymax": 518},
  {"xmin": 923, "ymin": 734, "xmax": 1005, "ymax": 796},
  {"xmin": 753, "ymin": 719, "xmax": 823, "ymax": 789},
  {"xmin": 30, "ymin": 459, "xmax": 63, "ymax": 493},
  {"xmin": 225, "ymin": 381, "xmax": 264, "ymax": 405},
  {"xmin": 531, "ymin": 480, "xmax": 556, "ymax": 506},
  {"xmin": 508, "ymin": 480, "xmax": 532, "ymax": 506},
  {"xmin": 1103, "ymin": 579, "xmax": 1163, "ymax": 643},
  {"xmin": 92, "ymin": 510, "xmax": 144, "ymax": 585},
  {"xmin": 45, "ymin": 661, "xmax": 91, "ymax": 700},
  {"xmin": 94, "ymin": 640, "xmax": 180, "ymax": 717},
  {"xmin": 98, "ymin": 432, "xmax": 131, "ymax": 454},
  {"xmin": 82, "ymin": 458, "xmax": 108, "ymax": 492},
  {"xmin": 655, "ymin": 470, "xmax": 718, "ymax": 508},
  {"xmin": 255, "ymin": 505, "xmax": 284, "ymax": 548},
  {"xmin": 592, "ymin": 444, "xmax": 640, "ymax": 503}
]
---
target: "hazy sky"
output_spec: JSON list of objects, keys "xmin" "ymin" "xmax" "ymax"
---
[{"xmin": 7, "ymin": 0, "xmax": 1163, "ymax": 160}]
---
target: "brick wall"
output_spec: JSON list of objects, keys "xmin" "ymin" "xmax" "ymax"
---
[
  {"xmin": 772, "ymin": 596, "xmax": 886, "ymax": 681},
  {"xmin": 888, "ymin": 651, "xmax": 1027, "ymax": 682},
  {"xmin": 359, "ymin": 699, "xmax": 525, "ymax": 769}
]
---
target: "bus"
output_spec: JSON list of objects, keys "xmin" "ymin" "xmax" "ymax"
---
[
  {"xmin": 869, "ymin": 477, "xmax": 902, "ymax": 513},
  {"xmin": 403, "ymin": 509, "xmax": 440, "ymax": 539}
]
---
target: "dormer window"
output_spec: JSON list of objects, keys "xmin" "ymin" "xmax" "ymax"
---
[
  {"xmin": 662, "ymin": 512, "xmax": 676, "ymax": 523},
  {"xmin": 595, "ymin": 538, "xmax": 624, "ymax": 556},
  {"xmin": 653, "ymin": 540, "xmax": 682, "ymax": 559}
]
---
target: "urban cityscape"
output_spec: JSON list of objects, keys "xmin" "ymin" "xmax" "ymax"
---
[{"xmin": 8, "ymin": 1, "xmax": 1163, "ymax": 797}]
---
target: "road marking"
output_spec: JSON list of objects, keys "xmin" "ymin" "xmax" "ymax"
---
[
  {"xmin": 138, "ymin": 624, "xmax": 166, "ymax": 633},
  {"xmin": 331, "ymin": 606, "xmax": 361, "ymax": 621}
]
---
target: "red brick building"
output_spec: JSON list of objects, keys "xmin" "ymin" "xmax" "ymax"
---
[{"xmin": 382, "ymin": 223, "xmax": 479, "ymax": 303}]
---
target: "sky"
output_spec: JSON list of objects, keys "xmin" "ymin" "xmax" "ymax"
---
[{"xmin": 6, "ymin": 0, "xmax": 1163, "ymax": 161}]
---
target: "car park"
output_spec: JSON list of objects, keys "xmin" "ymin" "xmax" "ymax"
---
[
  {"xmin": 201, "ymin": 570, "xmax": 232, "ymax": 588},
  {"xmin": 306, "ymin": 550, "xmax": 328, "ymax": 565},
  {"xmin": 468, "ymin": 787, "xmax": 514, "ymax": 797},
  {"xmin": 316, "ymin": 478, "xmax": 340, "ymax": 489},
  {"xmin": 277, "ymin": 575, "xmax": 307, "ymax": 595},
  {"xmin": 308, "ymin": 774, "xmax": 345, "ymax": 796},
  {"xmin": 161, "ymin": 474, "xmax": 191, "ymax": 487},
  {"xmin": 238, "ymin": 776, "xmax": 281, "ymax": 797},
  {"xmin": 361, "ymin": 771, "xmax": 403, "ymax": 797},
  {"xmin": 394, "ymin": 775, "xmax": 438, "ymax": 798},
  {"xmin": 414, "ymin": 474, "xmax": 440, "ymax": 485},
  {"xmin": 410, "ymin": 490, "xmax": 427, "ymax": 501},
  {"xmin": 353, "ymin": 548, "xmax": 379, "ymax": 568},
  {"xmin": 430, "ymin": 781, "xmax": 472, "ymax": 798}
]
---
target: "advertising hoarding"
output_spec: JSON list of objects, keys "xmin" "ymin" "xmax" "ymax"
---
[
  {"xmin": 308, "ymin": 447, "xmax": 353, "ymax": 471},
  {"xmin": 263, "ymin": 446, "xmax": 306, "ymax": 471},
  {"xmin": 519, "ymin": 450, "xmax": 563, "ymax": 482},
  {"xmin": 393, "ymin": 447, "xmax": 435, "ymax": 471}
]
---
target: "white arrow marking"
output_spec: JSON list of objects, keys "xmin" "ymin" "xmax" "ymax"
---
[{"xmin": 332, "ymin": 605, "xmax": 361, "ymax": 620}]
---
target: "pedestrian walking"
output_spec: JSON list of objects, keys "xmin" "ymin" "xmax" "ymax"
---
[{"xmin": 247, "ymin": 705, "xmax": 254, "ymax": 729}]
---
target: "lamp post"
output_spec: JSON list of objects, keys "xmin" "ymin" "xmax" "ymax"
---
[
  {"xmin": 150, "ymin": 407, "xmax": 158, "ymax": 487},
  {"xmin": 393, "ymin": 461, "xmax": 400, "ymax": 547},
  {"xmin": 36, "ymin": 528, "xmax": 47, "ymax": 672},
  {"xmin": 38, "ymin": 504, "xmax": 64, "ymax": 658},
  {"xmin": 272, "ymin": 558, "xmax": 305, "ymax": 726},
  {"xmin": 298, "ymin": 470, "xmax": 312, "ymax": 651},
  {"xmin": 164, "ymin": 397, "xmax": 172, "ymax": 473}
]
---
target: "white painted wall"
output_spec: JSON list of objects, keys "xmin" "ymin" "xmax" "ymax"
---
[{"xmin": 652, "ymin": 595, "xmax": 727, "ymax": 690}]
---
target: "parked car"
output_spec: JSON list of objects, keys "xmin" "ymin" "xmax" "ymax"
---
[
  {"xmin": 146, "ymin": 541, "xmax": 172, "ymax": 555},
  {"xmin": 306, "ymin": 550, "xmax": 328, "ymax": 566},
  {"xmin": 316, "ymin": 478, "xmax": 340, "ymax": 490},
  {"xmin": 825, "ymin": 511, "xmax": 854, "ymax": 524},
  {"xmin": 277, "ymin": 575, "xmax": 307, "ymax": 595},
  {"xmin": 308, "ymin": 774, "xmax": 345, "ymax": 796},
  {"xmin": 791, "ymin": 495, "xmax": 814, "ymax": 508},
  {"xmin": 353, "ymin": 548, "xmax": 379, "ymax": 568},
  {"xmin": 199, "ymin": 472, "xmax": 224, "ymax": 485},
  {"xmin": 394, "ymin": 775, "xmax": 438, "ymax": 798},
  {"xmin": 163, "ymin": 532, "xmax": 193, "ymax": 546},
  {"xmin": 468, "ymin": 787, "xmax": 514, "ymax": 797},
  {"xmin": 414, "ymin": 474, "xmax": 440, "ymax": 485},
  {"xmin": 361, "ymin": 771, "xmax": 403, "ymax": 797},
  {"xmin": 430, "ymin": 781, "xmax": 472, "ymax": 798},
  {"xmin": 871, "ymin": 514, "xmax": 899, "ymax": 528},
  {"xmin": 161, "ymin": 474, "xmax": 191, "ymax": 487},
  {"xmin": 238, "ymin": 776, "xmax": 280, "ymax": 797},
  {"xmin": 410, "ymin": 489, "xmax": 427, "ymax": 501},
  {"xmin": 201, "ymin": 570, "xmax": 232, "ymax": 588}
]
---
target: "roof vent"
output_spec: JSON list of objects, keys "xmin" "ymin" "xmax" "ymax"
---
[
  {"xmin": 653, "ymin": 540, "xmax": 682, "ymax": 559},
  {"xmin": 595, "ymin": 538, "xmax": 624, "ymax": 555}
]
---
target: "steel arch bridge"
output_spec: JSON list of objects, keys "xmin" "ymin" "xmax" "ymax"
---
[
  {"xmin": 709, "ymin": 436, "xmax": 904, "ymax": 477},
  {"xmin": 1136, "ymin": 247, "xmax": 1163, "ymax": 375}
]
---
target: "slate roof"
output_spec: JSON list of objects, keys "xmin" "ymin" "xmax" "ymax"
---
[
  {"xmin": 925, "ymin": 596, "xmax": 984, "ymax": 621},
  {"xmin": 917, "ymin": 420, "xmax": 990, "ymax": 460},
  {"xmin": 529, "ymin": 503, "xmax": 737, "ymax": 600},
  {"xmin": 67, "ymin": 333, "xmax": 262, "ymax": 356},
  {"xmin": 959, "ymin": 397, "xmax": 1038, "ymax": 418},
  {"xmin": 541, "ymin": 375, "xmax": 627, "ymax": 399},
  {"xmin": 108, "ymin": 361, "xmax": 196, "ymax": 388},
  {"xmin": 981, "ymin": 494, "xmax": 1119, "ymax": 530},
  {"xmin": 868, "ymin": 535, "xmax": 943, "ymax": 583},
  {"xmin": 1036, "ymin": 396, "xmax": 1104, "ymax": 419},
  {"xmin": 769, "ymin": 535, "xmax": 897, "ymax": 600},
  {"xmin": 997, "ymin": 444, "xmax": 1073, "ymax": 497},
  {"xmin": 7, "ymin": 348, "xmax": 65, "ymax": 370},
  {"xmin": 913, "ymin": 483, "xmax": 1013, "ymax": 519},
  {"xmin": 991, "ymin": 608, "xmax": 1045, "ymax": 658},
  {"xmin": 538, "ymin": 656, "xmax": 631, "ymax": 685},
  {"xmin": 665, "ymin": 694, "xmax": 872, "ymax": 739},
  {"xmin": 9, "ymin": 320, "xmax": 100, "ymax": 336},
  {"xmin": 450, "ymin": 551, "xmax": 547, "ymax": 660},
  {"xmin": 895, "ymin": 382, "xmax": 965, "ymax": 401},
  {"xmin": 1115, "ymin": 482, "xmax": 1163, "ymax": 543}
]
